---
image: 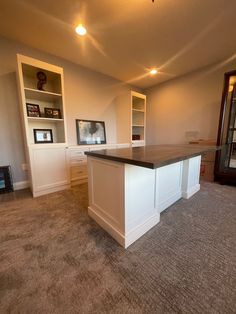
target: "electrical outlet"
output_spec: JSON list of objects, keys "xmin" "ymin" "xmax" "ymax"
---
[{"xmin": 22, "ymin": 163, "xmax": 28, "ymax": 171}]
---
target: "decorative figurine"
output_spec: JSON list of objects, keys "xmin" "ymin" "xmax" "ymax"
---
[{"xmin": 36, "ymin": 71, "xmax": 47, "ymax": 91}]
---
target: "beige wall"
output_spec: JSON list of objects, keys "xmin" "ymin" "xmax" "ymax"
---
[
  {"xmin": 2, "ymin": 35, "xmax": 236, "ymax": 184},
  {"xmin": 145, "ymin": 60, "xmax": 236, "ymax": 145},
  {"xmin": 0, "ymin": 36, "xmax": 137, "ymax": 183}
]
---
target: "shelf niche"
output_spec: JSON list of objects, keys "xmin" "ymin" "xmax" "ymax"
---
[
  {"xmin": 18, "ymin": 58, "xmax": 66, "ymax": 145},
  {"xmin": 131, "ymin": 92, "xmax": 146, "ymax": 143}
]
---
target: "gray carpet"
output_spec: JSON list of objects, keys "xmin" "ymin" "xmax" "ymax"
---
[{"xmin": 0, "ymin": 182, "xmax": 236, "ymax": 314}]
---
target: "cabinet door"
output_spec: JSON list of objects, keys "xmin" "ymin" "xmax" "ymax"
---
[{"xmin": 30, "ymin": 146, "xmax": 69, "ymax": 196}]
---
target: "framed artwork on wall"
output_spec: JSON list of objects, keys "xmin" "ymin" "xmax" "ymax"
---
[
  {"xmin": 33, "ymin": 129, "xmax": 53, "ymax": 143},
  {"xmin": 76, "ymin": 119, "xmax": 106, "ymax": 145}
]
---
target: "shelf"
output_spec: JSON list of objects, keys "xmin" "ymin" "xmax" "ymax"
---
[
  {"xmin": 132, "ymin": 109, "xmax": 145, "ymax": 113},
  {"xmin": 132, "ymin": 124, "xmax": 144, "ymax": 127},
  {"xmin": 27, "ymin": 117, "xmax": 64, "ymax": 123},
  {"xmin": 24, "ymin": 87, "xmax": 62, "ymax": 101}
]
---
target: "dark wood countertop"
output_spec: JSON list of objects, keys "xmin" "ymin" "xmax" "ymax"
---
[{"xmin": 85, "ymin": 144, "xmax": 220, "ymax": 169}]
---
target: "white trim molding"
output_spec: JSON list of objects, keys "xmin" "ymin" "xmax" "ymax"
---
[{"xmin": 13, "ymin": 180, "xmax": 30, "ymax": 190}]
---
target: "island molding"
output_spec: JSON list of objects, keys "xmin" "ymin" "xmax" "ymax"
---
[{"xmin": 87, "ymin": 149, "xmax": 203, "ymax": 248}]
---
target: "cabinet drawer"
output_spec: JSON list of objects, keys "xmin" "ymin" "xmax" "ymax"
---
[
  {"xmin": 69, "ymin": 148, "xmax": 88, "ymax": 164},
  {"xmin": 70, "ymin": 156, "xmax": 87, "ymax": 164},
  {"xmin": 70, "ymin": 147, "xmax": 89, "ymax": 156},
  {"xmin": 70, "ymin": 150, "xmax": 86, "ymax": 157},
  {"xmin": 70, "ymin": 164, "xmax": 88, "ymax": 179},
  {"xmin": 71, "ymin": 178, "xmax": 87, "ymax": 186}
]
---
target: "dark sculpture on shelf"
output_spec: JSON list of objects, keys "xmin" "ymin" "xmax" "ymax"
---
[{"xmin": 36, "ymin": 71, "xmax": 47, "ymax": 91}]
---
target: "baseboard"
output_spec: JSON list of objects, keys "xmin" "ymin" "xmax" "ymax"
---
[
  {"xmin": 88, "ymin": 206, "xmax": 160, "ymax": 249},
  {"xmin": 156, "ymin": 191, "xmax": 182, "ymax": 213},
  {"xmin": 33, "ymin": 183, "xmax": 70, "ymax": 197},
  {"xmin": 125, "ymin": 213, "xmax": 160, "ymax": 248},
  {"xmin": 182, "ymin": 183, "xmax": 200, "ymax": 199},
  {"xmin": 88, "ymin": 206, "xmax": 125, "ymax": 247},
  {"xmin": 13, "ymin": 180, "xmax": 30, "ymax": 190}
]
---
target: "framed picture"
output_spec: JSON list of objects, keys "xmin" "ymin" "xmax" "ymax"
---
[
  {"xmin": 26, "ymin": 103, "xmax": 41, "ymax": 117},
  {"xmin": 0, "ymin": 166, "xmax": 14, "ymax": 194},
  {"xmin": 33, "ymin": 129, "xmax": 53, "ymax": 144},
  {"xmin": 44, "ymin": 108, "xmax": 61, "ymax": 119},
  {"xmin": 76, "ymin": 119, "xmax": 106, "ymax": 145}
]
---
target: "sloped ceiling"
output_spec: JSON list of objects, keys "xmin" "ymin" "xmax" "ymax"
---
[{"xmin": 0, "ymin": 0, "xmax": 236, "ymax": 88}]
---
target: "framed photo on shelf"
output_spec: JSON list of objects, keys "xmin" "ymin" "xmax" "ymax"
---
[
  {"xmin": 76, "ymin": 119, "xmax": 106, "ymax": 145},
  {"xmin": 33, "ymin": 129, "xmax": 53, "ymax": 144},
  {"xmin": 44, "ymin": 108, "xmax": 61, "ymax": 119},
  {"xmin": 26, "ymin": 103, "xmax": 41, "ymax": 117}
]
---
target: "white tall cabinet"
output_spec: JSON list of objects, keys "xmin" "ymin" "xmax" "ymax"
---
[
  {"xmin": 116, "ymin": 91, "xmax": 146, "ymax": 147},
  {"xmin": 131, "ymin": 91, "xmax": 146, "ymax": 147},
  {"xmin": 17, "ymin": 54, "xmax": 70, "ymax": 197}
]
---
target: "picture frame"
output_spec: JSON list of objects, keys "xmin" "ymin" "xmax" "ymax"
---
[
  {"xmin": 0, "ymin": 166, "xmax": 14, "ymax": 194},
  {"xmin": 26, "ymin": 103, "xmax": 41, "ymax": 117},
  {"xmin": 33, "ymin": 129, "xmax": 53, "ymax": 144},
  {"xmin": 44, "ymin": 108, "xmax": 61, "ymax": 119},
  {"xmin": 76, "ymin": 119, "xmax": 106, "ymax": 145}
]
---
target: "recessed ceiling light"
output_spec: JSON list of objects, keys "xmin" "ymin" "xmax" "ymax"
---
[
  {"xmin": 150, "ymin": 69, "xmax": 158, "ymax": 75},
  {"xmin": 75, "ymin": 24, "xmax": 87, "ymax": 36}
]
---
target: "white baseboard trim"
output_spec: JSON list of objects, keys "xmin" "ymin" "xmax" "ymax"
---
[
  {"xmin": 125, "ymin": 213, "xmax": 160, "ymax": 248},
  {"xmin": 156, "ymin": 191, "xmax": 182, "ymax": 213},
  {"xmin": 182, "ymin": 183, "xmax": 200, "ymax": 199},
  {"xmin": 88, "ymin": 206, "xmax": 125, "ymax": 247},
  {"xmin": 13, "ymin": 180, "xmax": 30, "ymax": 190},
  {"xmin": 88, "ymin": 206, "xmax": 160, "ymax": 249},
  {"xmin": 33, "ymin": 183, "xmax": 70, "ymax": 197}
]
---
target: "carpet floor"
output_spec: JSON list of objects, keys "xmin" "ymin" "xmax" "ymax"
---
[{"xmin": 0, "ymin": 182, "xmax": 235, "ymax": 314}]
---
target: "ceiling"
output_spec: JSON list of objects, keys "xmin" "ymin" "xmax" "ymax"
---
[{"xmin": 0, "ymin": 0, "xmax": 236, "ymax": 89}]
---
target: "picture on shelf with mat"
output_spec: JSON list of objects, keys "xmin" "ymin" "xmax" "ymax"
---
[
  {"xmin": 34, "ymin": 129, "xmax": 53, "ymax": 143},
  {"xmin": 44, "ymin": 108, "xmax": 61, "ymax": 119},
  {"xmin": 26, "ymin": 103, "xmax": 41, "ymax": 117},
  {"xmin": 132, "ymin": 134, "xmax": 140, "ymax": 140}
]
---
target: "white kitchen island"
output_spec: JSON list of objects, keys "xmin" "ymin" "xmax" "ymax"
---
[{"xmin": 85, "ymin": 145, "xmax": 217, "ymax": 248}]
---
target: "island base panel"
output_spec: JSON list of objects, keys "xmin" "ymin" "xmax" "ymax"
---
[
  {"xmin": 155, "ymin": 161, "xmax": 183, "ymax": 213},
  {"xmin": 87, "ymin": 155, "xmax": 201, "ymax": 248},
  {"xmin": 87, "ymin": 157, "xmax": 159, "ymax": 248},
  {"xmin": 182, "ymin": 156, "xmax": 201, "ymax": 199}
]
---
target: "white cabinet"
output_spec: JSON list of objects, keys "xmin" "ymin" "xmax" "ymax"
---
[
  {"xmin": 68, "ymin": 143, "xmax": 130, "ymax": 186},
  {"xmin": 29, "ymin": 146, "xmax": 69, "ymax": 196},
  {"xmin": 69, "ymin": 146, "xmax": 89, "ymax": 186},
  {"xmin": 131, "ymin": 91, "xmax": 146, "ymax": 147},
  {"xmin": 17, "ymin": 54, "xmax": 70, "ymax": 197},
  {"xmin": 116, "ymin": 91, "xmax": 146, "ymax": 147}
]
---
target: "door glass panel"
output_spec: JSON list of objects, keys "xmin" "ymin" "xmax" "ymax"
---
[
  {"xmin": 219, "ymin": 76, "xmax": 236, "ymax": 169},
  {"xmin": 228, "ymin": 79, "xmax": 236, "ymax": 168}
]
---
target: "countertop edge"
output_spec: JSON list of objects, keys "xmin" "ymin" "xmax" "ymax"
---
[{"xmin": 85, "ymin": 146, "xmax": 219, "ymax": 169}]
